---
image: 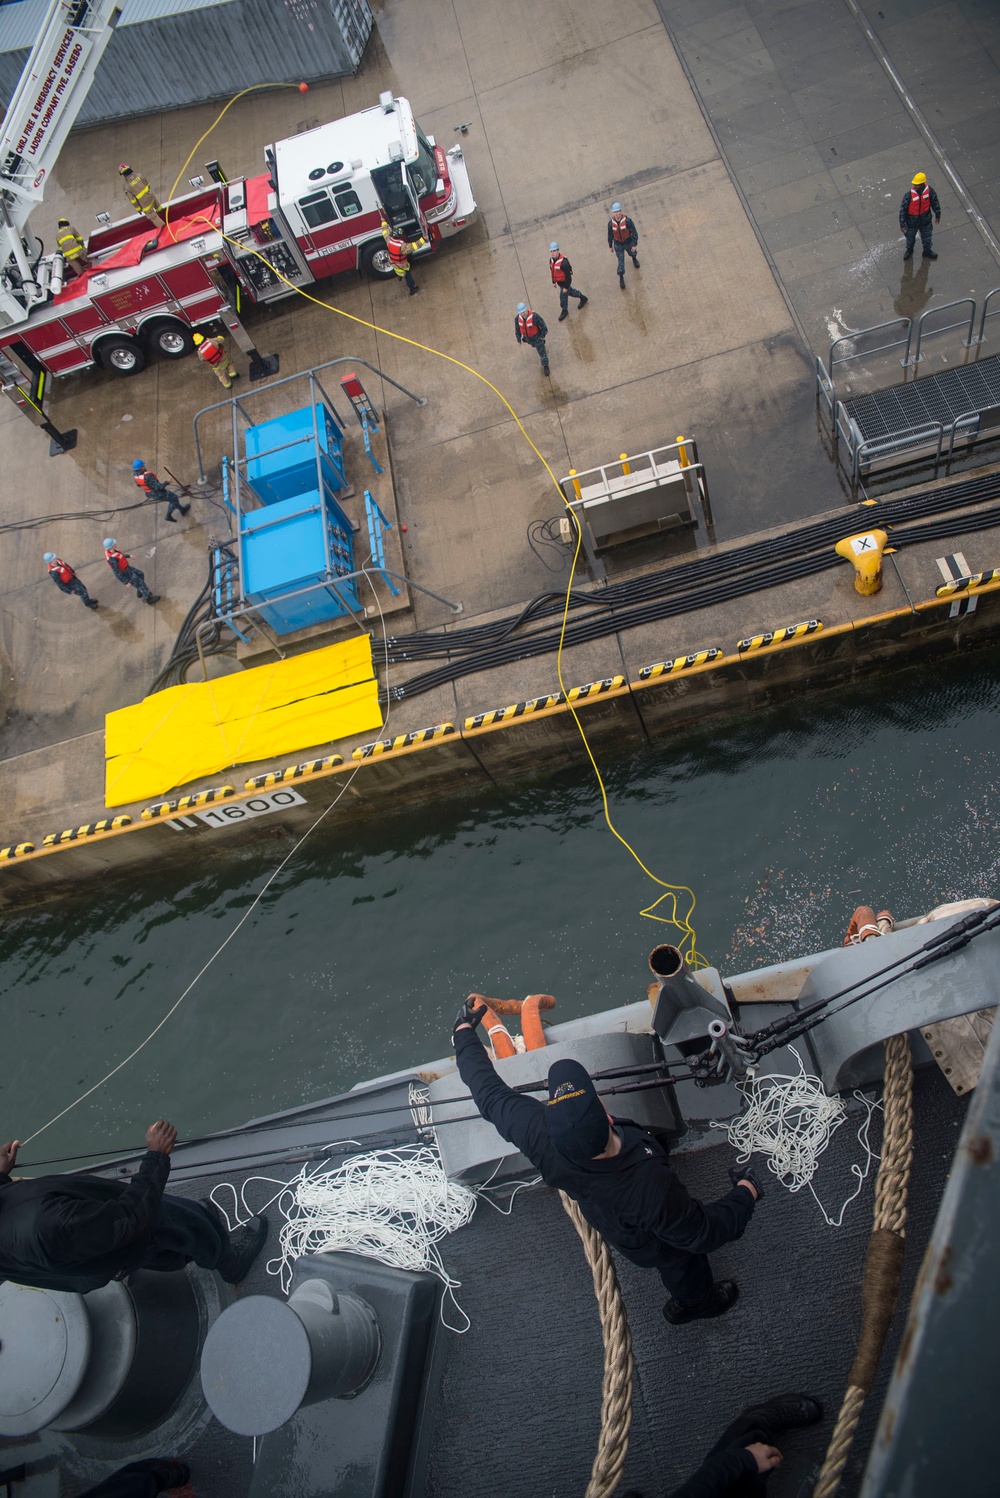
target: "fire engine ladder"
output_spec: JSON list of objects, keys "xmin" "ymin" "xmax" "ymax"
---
[{"xmin": 816, "ymin": 289, "xmax": 1000, "ymax": 491}]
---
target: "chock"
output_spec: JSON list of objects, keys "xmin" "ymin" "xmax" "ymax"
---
[{"xmin": 835, "ymin": 529, "xmax": 888, "ymax": 595}]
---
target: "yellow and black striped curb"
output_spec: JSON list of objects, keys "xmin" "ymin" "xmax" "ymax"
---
[
  {"xmin": 0, "ymin": 842, "xmax": 36, "ymax": 860},
  {"xmin": 141, "ymin": 786, "xmax": 237, "ymax": 820},
  {"xmin": 43, "ymin": 816, "xmax": 132, "ymax": 847},
  {"xmin": 465, "ymin": 693, "xmax": 566, "ymax": 730},
  {"xmin": 352, "ymin": 724, "xmax": 456, "ymax": 760},
  {"xmin": 245, "ymin": 755, "xmax": 344, "ymax": 791},
  {"xmin": 737, "ymin": 620, "xmax": 822, "ymax": 651},
  {"xmin": 567, "ymin": 675, "xmax": 625, "ymax": 701},
  {"xmin": 637, "ymin": 649, "xmax": 722, "ymax": 681},
  {"xmin": 936, "ymin": 569, "xmax": 1000, "ymax": 597}
]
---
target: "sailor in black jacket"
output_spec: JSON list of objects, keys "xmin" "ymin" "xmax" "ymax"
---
[
  {"xmin": 453, "ymin": 1000, "xmax": 759, "ymax": 1323},
  {"xmin": 0, "ymin": 1122, "xmax": 266, "ymax": 1291}
]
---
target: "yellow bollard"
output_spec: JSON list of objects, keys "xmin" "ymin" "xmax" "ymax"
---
[
  {"xmin": 676, "ymin": 436, "xmax": 690, "ymax": 469},
  {"xmin": 835, "ymin": 529, "xmax": 888, "ymax": 595},
  {"xmin": 620, "ymin": 453, "xmax": 631, "ymax": 475},
  {"xmin": 568, "ymin": 468, "xmax": 581, "ymax": 499}
]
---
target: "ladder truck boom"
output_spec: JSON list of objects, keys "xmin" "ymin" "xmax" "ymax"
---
[{"xmin": 0, "ymin": 0, "xmax": 120, "ymax": 326}]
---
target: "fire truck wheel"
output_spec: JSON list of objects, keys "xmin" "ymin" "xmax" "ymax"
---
[
  {"xmin": 360, "ymin": 239, "xmax": 396, "ymax": 279},
  {"xmin": 142, "ymin": 318, "xmax": 195, "ymax": 360},
  {"xmin": 94, "ymin": 335, "xmax": 148, "ymax": 376}
]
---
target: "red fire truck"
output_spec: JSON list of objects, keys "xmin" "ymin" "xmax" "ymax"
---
[{"xmin": 0, "ymin": 88, "xmax": 476, "ymax": 382}]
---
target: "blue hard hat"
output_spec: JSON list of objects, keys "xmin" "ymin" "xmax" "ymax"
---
[
  {"xmin": 132, "ymin": 458, "xmax": 145, "ymax": 470},
  {"xmin": 103, "ymin": 537, "xmax": 116, "ymax": 549},
  {"xmin": 612, "ymin": 202, "xmax": 622, "ymax": 212},
  {"xmin": 43, "ymin": 551, "xmax": 56, "ymax": 562},
  {"xmin": 516, "ymin": 301, "xmax": 528, "ymax": 314},
  {"xmin": 549, "ymin": 242, "xmax": 559, "ymax": 252}
]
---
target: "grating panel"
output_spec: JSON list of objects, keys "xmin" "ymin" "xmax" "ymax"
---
[{"xmin": 844, "ymin": 355, "xmax": 1000, "ymax": 443}]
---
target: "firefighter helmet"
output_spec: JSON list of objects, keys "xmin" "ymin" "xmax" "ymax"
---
[
  {"xmin": 57, "ymin": 217, "xmax": 69, "ymax": 227},
  {"xmin": 192, "ymin": 333, "xmax": 204, "ymax": 344},
  {"xmin": 103, "ymin": 538, "xmax": 117, "ymax": 549},
  {"xmin": 118, "ymin": 163, "xmax": 131, "ymax": 175},
  {"xmin": 516, "ymin": 301, "xmax": 528, "ymax": 314},
  {"xmin": 43, "ymin": 552, "xmax": 56, "ymax": 562},
  {"xmin": 912, "ymin": 172, "xmax": 927, "ymax": 185}
]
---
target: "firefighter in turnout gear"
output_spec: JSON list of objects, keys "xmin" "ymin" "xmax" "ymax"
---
[
  {"xmin": 515, "ymin": 302, "xmax": 550, "ymax": 376},
  {"xmin": 380, "ymin": 219, "xmax": 426, "ymax": 294},
  {"xmin": 192, "ymin": 332, "xmax": 238, "ymax": 389},
  {"xmin": 548, "ymin": 243, "xmax": 588, "ymax": 320},
  {"xmin": 103, "ymin": 540, "xmax": 159, "ymax": 605},
  {"xmin": 118, "ymin": 164, "xmax": 165, "ymax": 227},
  {"xmin": 133, "ymin": 460, "xmax": 190, "ymax": 523},
  {"xmin": 55, "ymin": 219, "xmax": 89, "ymax": 276},
  {"xmin": 608, "ymin": 203, "xmax": 640, "ymax": 288},
  {"xmin": 44, "ymin": 553, "xmax": 97, "ymax": 610},
  {"xmin": 899, "ymin": 172, "xmax": 941, "ymax": 261}
]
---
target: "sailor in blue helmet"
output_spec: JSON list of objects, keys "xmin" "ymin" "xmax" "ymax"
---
[
  {"xmin": 548, "ymin": 241, "xmax": 588, "ymax": 321},
  {"xmin": 103, "ymin": 538, "xmax": 160, "ymax": 606},
  {"xmin": 44, "ymin": 551, "xmax": 98, "ymax": 610},
  {"xmin": 132, "ymin": 459, "xmax": 190, "ymax": 523},
  {"xmin": 608, "ymin": 202, "xmax": 640, "ymax": 289},
  {"xmin": 452, "ymin": 999, "xmax": 761, "ymax": 1324},
  {"xmin": 515, "ymin": 300, "xmax": 551, "ymax": 377}
]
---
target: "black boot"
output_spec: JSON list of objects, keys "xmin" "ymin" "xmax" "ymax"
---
[
  {"xmin": 663, "ymin": 1280, "xmax": 739, "ymax": 1325},
  {"xmin": 146, "ymin": 594, "xmax": 161, "ymax": 605},
  {"xmin": 578, "ymin": 295, "xmax": 588, "ymax": 308},
  {"xmin": 542, "ymin": 363, "xmax": 550, "ymax": 376},
  {"xmin": 181, "ymin": 504, "xmax": 191, "ymax": 516},
  {"xmin": 409, "ymin": 283, "xmax": 421, "ymax": 295},
  {"xmin": 923, "ymin": 249, "xmax": 938, "ymax": 259},
  {"xmin": 632, "ymin": 254, "xmax": 640, "ymax": 268},
  {"xmin": 558, "ymin": 308, "xmax": 568, "ymax": 321},
  {"xmin": 166, "ymin": 512, "xmax": 177, "ymax": 521},
  {"xmin": 217, "ymin": 1215, "xmax": 269, "ymax": 1284},
  {"xmin": 619, "ymin": 272, "xmax": 625, "ymax": 289},
  {"xmin": 86, "ymin": 600, "xmax": 99, "ymax": 610},
  {"xmin": 903, "ymin": 249, "xmax": 913, "ymax": 260},
  {"xmin": 740, "ymin": 1393, "xmax": 823, "ymax": 1434}
]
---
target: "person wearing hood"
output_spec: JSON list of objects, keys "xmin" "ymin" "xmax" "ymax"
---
[{"xmin": 452, "ymin": 999, "xmax": 760, "ymax": 1324}]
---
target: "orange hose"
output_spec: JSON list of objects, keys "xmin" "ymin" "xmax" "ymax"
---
[
  {"xmin": 521, "ymin": 993, "xmax": 556, "ymax": 1050},
  {"xmin": 469, "ymin": 992, "xmax": 517, "ymax": 1059}
]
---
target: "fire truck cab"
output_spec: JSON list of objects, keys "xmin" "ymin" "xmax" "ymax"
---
[{"xmin": 0, "ymin": 92, "xmax": 476, "ymax": 382}]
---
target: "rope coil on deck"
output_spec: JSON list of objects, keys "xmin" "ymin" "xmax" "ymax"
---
[
  {"xmin": 559, "ymin": 1192, "xmax": 634, "ymax": 1498},
  {"xmin": 812, "ymin": 1031, "xmax": 914, "ymax": 1496}
]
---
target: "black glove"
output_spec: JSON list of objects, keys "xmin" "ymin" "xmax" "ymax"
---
[
  {"xmin": 453, "ymin": 997, "xmax": 488, "ymax": 1036},
  {"xmin": 729, "ymin": 1164, "xmax": 764, "ymax": 1201}
]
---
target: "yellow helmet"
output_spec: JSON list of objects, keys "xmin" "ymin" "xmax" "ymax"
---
[
  {"xmin": 912, "ymin": 172, "xmax": 927, "ymax": 185},
  {"xmin": 192, "ymin": 332, "xmax": 204, "ymax": 344}
]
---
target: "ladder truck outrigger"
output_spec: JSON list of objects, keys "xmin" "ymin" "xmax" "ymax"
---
[{"xmin": 0, "ymin": 1, "xmax": 476, "ymax": 444}]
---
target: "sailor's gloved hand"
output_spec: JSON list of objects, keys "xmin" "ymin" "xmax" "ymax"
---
[
  {"xmin": 453, "ymin": 997, "xmax": 489, "ymax": 1037},
  {"xmin": 729, "ymin": 1163, "xmax": 764, "ymax": 1202}
]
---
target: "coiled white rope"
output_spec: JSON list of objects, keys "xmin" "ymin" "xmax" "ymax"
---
[
  {"xmin": 211, "ymin": 1127, "xmax": 541, "ymax": 1334},
  {"xmin": 711, "ymin": 1047, "xmax": 881, "ymax": 1228}
]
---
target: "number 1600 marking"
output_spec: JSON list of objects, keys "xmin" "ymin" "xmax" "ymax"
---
[{"xmin": 194, "ymin": 787, "xmax": 306, "ymax": 827}]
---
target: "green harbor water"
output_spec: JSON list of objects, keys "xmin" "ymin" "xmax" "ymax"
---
[{"xmin": 5, "ymin": 647, "xmax": 1000, "ymax": 1170}]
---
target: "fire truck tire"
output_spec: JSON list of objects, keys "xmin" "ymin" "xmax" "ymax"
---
[
  {"xmin": 360, "ymin": 239, "xmax": 395, "ymax": 279},
  {"xmin": 94, "ymin": 335, "xmax": 148, "ymax": 376},
  {"xmin": 142, "ymin": 318, "xmax": 195, "ymax": 360}
]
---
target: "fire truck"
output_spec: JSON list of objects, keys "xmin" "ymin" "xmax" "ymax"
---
[{"xmin": 0, "ymin": 5, "xmax": 476, "ymax": 386}]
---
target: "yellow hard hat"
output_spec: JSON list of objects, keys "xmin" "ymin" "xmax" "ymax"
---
[
  {"xmin": 192, "ymin": 332, "xmax": 204, "ymax": 344},
  {"xmin": 912, "ymin": 172, "xmax": 927, "ymax": 185}
]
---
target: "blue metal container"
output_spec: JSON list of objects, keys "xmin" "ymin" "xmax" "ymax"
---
[
  {"xmin": 245, "ymin": 404, "xmax": 345, "ymax": 506},
  {"xmin": 241, "ymin": 487, "xmax": 358, "ymax": 634}
]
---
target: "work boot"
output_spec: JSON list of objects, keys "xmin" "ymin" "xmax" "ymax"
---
[
  {"xmin": 903, "ymin": 249, "xmax": 913, "ymax": 260},
  {"xmin": 217, "ymin": 1215, "xmax": 269, "ymax": 1284},
  {"xmin": 166, "ymin": 512, "xmax": 177, "ymax": 522},
  {"xmin": 542, "ymin": 364, "xmax": 550, "ymax": 377},
  {"xmin": 923, "ymin": 250, "xmax": 938, "ymax": 259},
  {"xmin": 740, "ymin": 1392, "xmax": 823, "ymax": 1436},
  {"xmin": 181, "ymin": 504, "xmax": 191, "ymax": 516},
  {"xmin": 663, "ymin": 1280, "xmax": 739, "ymax": 1325},
  {"xmin": 145, "ymin": 594, "xmax": 161, "ymax": 605},
  {"xmin": 86, "ymin": 600, "xmax": 99, "ymax": 610},
  {"xmin": 619, "ymin": 272, "xmax": 626, "ymax": 289},
  {"xmin": 578, "ymin": 295, "xmax": 588, "ymax": 308},
  {"xmin": 409, "ymin": 284, "xmax": 420, "ymax": 295},
  {"xmin": 558, "ymin": 308, "xmax": 568, "ymax": 321},
  {"xmin": 632, "ymin": 255, "xmax": 640, "ymax": 268}
]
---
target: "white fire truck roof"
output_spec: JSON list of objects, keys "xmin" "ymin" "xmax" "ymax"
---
[{"xmin": 272, "ymin": 96, "xmax": 419, "ymax": 202}]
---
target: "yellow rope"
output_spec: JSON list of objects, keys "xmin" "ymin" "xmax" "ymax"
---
[{"xmin": 174, "ymin": 88, "xmax": 706, "ymax": 964}]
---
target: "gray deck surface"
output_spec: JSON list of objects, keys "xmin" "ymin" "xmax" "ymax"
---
[{"xmin": 19, "ymin": 1062, "xmax": 964, "ymax": 1498}]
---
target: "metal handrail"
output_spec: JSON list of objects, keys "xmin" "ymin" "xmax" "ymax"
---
[
  {"xmin": 975, "ymin": 287, "xmax": 1000, "ymax": 345},
  {"xmin": 855, "ymin": 421, "xmax": 944, "ymax": 478},
  {"xmin": 560, "ymin": 438, "xmax": 691, "ymax": 501},
  {"xmin": 815, "ymin": 356, "xmax": 835, "ymax": 418},
  {"xmin": 828, "ymin": 317, "xmax": 912, "ymax": 377},
  {"xmin": 943, "ymin": 409, "xmax": 984, "ymax": 464},
  {"xmin": 907, "ymin": 297, "xmax": 977, "ymax": 366}
]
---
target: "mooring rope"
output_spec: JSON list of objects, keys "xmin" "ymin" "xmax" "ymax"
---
[
  {"xmin": 812, "ymin": 1031, "xmax": 914, "ymax": 1496},
  {"xmin": 559, "ymin": 1192, "xmax": 634, "ymax": 1498}
]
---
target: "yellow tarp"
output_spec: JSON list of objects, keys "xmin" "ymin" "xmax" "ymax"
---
[{"xmin": 105, "ymin": 635, "xmax": 382, "ymax": 806}]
